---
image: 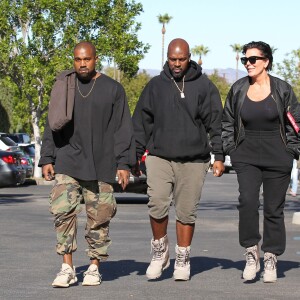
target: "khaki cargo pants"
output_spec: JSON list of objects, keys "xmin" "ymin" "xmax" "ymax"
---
[{"xmin": 49, "ymin": 174, "xmax": 117, "ymax": 261}]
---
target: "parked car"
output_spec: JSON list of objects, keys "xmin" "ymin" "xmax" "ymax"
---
[
  {"xmin": 0, "ymin": 133, "xmax": 20, "ymax": 152},
  {"xmin": 19, "ymin": 153, "xmax": 33, "ymax": 178},
  {"xmin": 19, "ymin": 144, "xmax": 35, "ymax": 166},
  {"xmin": 0, "ymin": 150, "xmax": 26, "ymax": 187},
  {"xmin": 5, "ymin": 133, "xmax": 32, "ymax": 146},
  {"xmin": 210, "ymin": 154, "xmax": 233, "ymax": 173},
  {"xmin": 113, "ymin": 151, "xmax": 147, "ymax": 194}
]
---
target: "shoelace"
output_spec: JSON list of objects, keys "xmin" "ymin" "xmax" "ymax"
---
[
  {"xmin": 176, "ymin": 250, "xmax": 190, "ymax": 267},
  {"xmin": 84, "ymin": 269, "xmax": 101, "ymax": 278},
  {"xmin": 57, "ymin": 268, "xmax": 73, "ymax": 277},
  {"xmin": 244, "ymin": 247, "xmax": 257, "ymax": 266},
  {"xmin": 151, "ymin": 242, "xmax": 165, "ymax": 261},
  {"xmin": 264, "ymin": 253, "xmax": 277, "ymax": 270}
]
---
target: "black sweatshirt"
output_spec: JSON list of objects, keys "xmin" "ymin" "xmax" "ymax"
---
[
  {"xmin": 39, "ymin": 73, "xmax": 135, "ymax": 183},
  {"xmin": 132, "ymin": 61, "xmax": 224, "ymax": 162}
]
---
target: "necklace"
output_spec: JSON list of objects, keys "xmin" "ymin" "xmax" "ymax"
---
[
  {"xmin": 77, "ymin": 77, "xmax": 97, "ymax": 98},
  {"xmin": 172, "ymin": 76, "xmax": 185, "ymax": 98}
]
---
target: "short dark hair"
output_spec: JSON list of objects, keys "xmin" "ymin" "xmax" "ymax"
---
[{"xmin": 242, "ymin": 41, "xmax": 273, "ymax": 71}]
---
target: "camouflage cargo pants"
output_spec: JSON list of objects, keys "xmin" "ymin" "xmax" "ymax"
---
[{"xmin": 49, "ymin": 174, "xmax": 117, "ymax": 261}]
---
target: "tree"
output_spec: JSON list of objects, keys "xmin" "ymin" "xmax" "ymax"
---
[
  {"xmin": 157, "ymin": 13, "xmax": 172, "ymax": 70},
  {"xmin": 276, "ymin": 49, "xmax": 300, "ymax": 100},
  {"xmin": 191, "ymin": 45, "xmax": 210, "ymax": 66},
  {"xmin": 207, "ymin": 70, "xmax": 231, "ymax": 106},
  {"xmin": 0, "ymin": 0, "xmax": 149, "ymax": 177},
  {"xmin": 104, "ymin": 67, "xmax": 151, "ymax": 114},
  {"xmin": 271, "ymin": 46, "xmax": 278, "ymax": 55},
  {"xmin": 0, "ymin": 79, "xmax": 14, "ymax": 132},
  {"xmin": 230, "ymin": 44, "xmax": 243, "ymax": 82}
]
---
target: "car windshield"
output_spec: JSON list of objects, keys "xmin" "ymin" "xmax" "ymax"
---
[
  {"xmin": 6, "ymin": 134, "xmax": 31, "ymax": 144},
  {"xmin": 22, "ymin": 145, "xmax": 35, "ymax": 156},
  {"xmin": 19, "ymin": 134, "xmax": 31, "ymax": 144},
  {"xmin": 0, "ymin": 136, "xmax": 17, "ymax": 146}
]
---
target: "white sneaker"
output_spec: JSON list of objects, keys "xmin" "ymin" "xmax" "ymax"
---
[
  {"xmin": 173, "ymin": 245, "xmax": 191, "ymax": 281},
  {"xmin": 146, "ymin": 234, "xmax": 170, "ymax": 279},
  {"xmin": 52, "ymin": 263, "xmax": 78, "ymax": 287},
  {"xmin": 82, "ymin": 264, "xmax": 102, "ymax": 286},
  {"xmin": 263, "ymin": 252, "xmax": 277, "ymax": 283},
  {"xmin": 243, "ymin": 245, "xmax": 260, "ymax": 280}
]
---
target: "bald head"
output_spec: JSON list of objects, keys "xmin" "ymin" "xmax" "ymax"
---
[
  {"xmin": 74, "ymin": 41, "xmax": 96, "ymax": 57},
  {"xmin": 167, "ymin": 38, "xmax": 190, "ymax": 56},
  {"xmin": 167, "ymin": 38, "xmax": 191, "ymax": 79}
]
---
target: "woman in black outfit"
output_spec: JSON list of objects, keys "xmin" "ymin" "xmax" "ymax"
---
[{"xmin": 222, "ymin": 41, "xmax": 300, "ymax": 283}]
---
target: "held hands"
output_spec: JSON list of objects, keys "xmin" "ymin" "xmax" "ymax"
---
[
  {"xmin": 42, "ymin": 164, "xmax": 55, "ymax": 181},
  {"xmin": 117, "ymin": 169, "xmax": 130, "ymax": 190},
  {"xmin": 212, "ymin": 161, "xmax": 225, "ymax": 177},
  {"xmin": 131, "ymin": 160, "xmax": 142, "ymax": 177}
]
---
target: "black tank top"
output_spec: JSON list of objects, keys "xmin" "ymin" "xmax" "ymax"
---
[{"xmin": 240, "ymin": 94, "xmax": 280, "ymax": 131}]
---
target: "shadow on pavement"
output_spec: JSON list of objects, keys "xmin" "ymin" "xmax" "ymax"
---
[
  {"xmin": 73, "ymin": 257, "xmax": 300, "ymax": 283},
  {"xmin": 0, "ymin": 194, "xmax": 35, "ymax": 204}
]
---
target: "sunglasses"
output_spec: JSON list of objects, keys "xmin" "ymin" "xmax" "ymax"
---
[{"xmin": 240, "ymin": 56, "xmax": 266, "ymax": 65}]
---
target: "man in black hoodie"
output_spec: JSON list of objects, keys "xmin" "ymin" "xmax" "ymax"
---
[{"xmin": 132, "ymin": 38, "xmax": 224, "ymax": 281}]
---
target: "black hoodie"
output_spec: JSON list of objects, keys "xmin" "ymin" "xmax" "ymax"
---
[{"xmin": 132, "ymin": 60, "xmax": 224, "ymax": 162}]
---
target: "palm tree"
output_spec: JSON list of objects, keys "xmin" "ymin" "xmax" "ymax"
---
[
  {"xmin": 230, "ymin": 43, "xmax": 243, "ymax": 81},
  {"xmin": 157, "ymin": 13, "xmax": 172, "ymax": 69},
  {"xmin": 191, "ymin": 45, "xmax": 210, "ymax": 66},
  {"xmin": 271, "ymin": 46, "xmax": 278, "ymax": 55}
]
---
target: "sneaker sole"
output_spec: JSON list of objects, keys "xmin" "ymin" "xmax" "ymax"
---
[
  {"xmin": 263, "ymin": 273, "xmax": 277, "ymax": 283},
  {"xmin": 263, "ymin": 278, "xmax": 277, "ymax": 283},
  {"xmin": 146, "ymin": 259, "xmax": 170, "ymax": 280},
  {"xmin": 173, "ymin": 275, "xmax": 190, "ymax": 281},
  {"xmin": 82, "ymin": 281, "xmax": 101, "ymax": 286},
  {"xmin": 52, "ymin": 277, "xmax": 78, "ymax": 288}
]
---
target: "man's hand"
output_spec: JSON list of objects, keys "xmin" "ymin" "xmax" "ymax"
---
[
  {"xmin": 42, "ymin": 164, "xmax": 55, "ymax": 181},
  {"xmin": 131, "ymin": 160, "xmax": 142, "ymax": 177},
  {"xmin": 117, "ymin": 169, "xmax": 130, "ymax": 190},
  {"xmin": 212, "ymin": 161, "xmax": 225, "ymax": 177}
]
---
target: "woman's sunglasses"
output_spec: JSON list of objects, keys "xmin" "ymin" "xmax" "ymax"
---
[{"xmin": 240, "ymin": 56, "xmax": 266, "ymax": 65}]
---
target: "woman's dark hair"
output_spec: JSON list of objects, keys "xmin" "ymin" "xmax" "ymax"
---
[{"xmin": 242, "ymin": 41, "xmax": 273, "ymax": 71}]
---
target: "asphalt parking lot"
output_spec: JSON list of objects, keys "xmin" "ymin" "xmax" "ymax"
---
[{"xmin": 0, "ymin": 172, "xmax": 300, "ymax": 300}]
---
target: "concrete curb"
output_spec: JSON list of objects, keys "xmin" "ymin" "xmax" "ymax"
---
[
  {"xmin": 292, "ymin": 212, "xmax": 300, "ymax": 225},
  {"xmin": 29, "ymin": 178, "xmax": 55, "ymax": 186}
]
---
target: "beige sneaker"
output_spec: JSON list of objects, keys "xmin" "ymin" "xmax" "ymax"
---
[
  {"xmin": 146, "ymin": 234, "xmax": 170, "ymax": 279},
  {"xmin": 52, "ymin": 263, "xmax": 78, "ymax": 288},
  {"xmin": 243, "ymin": 245, "xmax": 260, "ymax": 280},
  {"xmin": 173, "ymin": 245, "xmax": 191, "ymax": 281},
  {"xmin": 82, "ymin": 264, "xmax": 102, "ymax": 286},
  {"xmin": 263, "ymin": 252, "xmax": 277, "ymax": 283}
]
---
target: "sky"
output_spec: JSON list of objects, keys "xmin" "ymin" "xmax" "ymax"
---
[{"xmin": 136, "ymin": 0, "xmax": 300, "ymax": 73}]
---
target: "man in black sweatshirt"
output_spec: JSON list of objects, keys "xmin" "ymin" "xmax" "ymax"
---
[
  {"xmin": 39, "ymin": 41, "xmax": 135, "ymax": 288},
  {"xmin": 132, "ymin": 38, "xmax": 224, "ymax": 281}
]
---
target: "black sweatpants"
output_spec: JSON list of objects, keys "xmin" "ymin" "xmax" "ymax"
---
[{"xmin": 231, "ymin": 130, "xmax": 293, "ymax": 255}]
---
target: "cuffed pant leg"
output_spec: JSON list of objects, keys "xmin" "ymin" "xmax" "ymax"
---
[
  {"xmin": 49, "ymin": 174, "xmax": 83, "ymax": 255},
  {"xmin": 233, "ymin": 163, "xmax": 262, "ymax": 248},
  {"xmin": 262, "ymin": 166, "xmax": 291, "ymax": 255}
]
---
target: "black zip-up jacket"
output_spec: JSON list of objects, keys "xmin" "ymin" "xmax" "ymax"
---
[
  {"xmin": 222, "ymin": 75, "xmax": 300, "ymax": 158},
  {"xmin": 132, "ymin": 61, "xmax": 224, "ymax": 162}
]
